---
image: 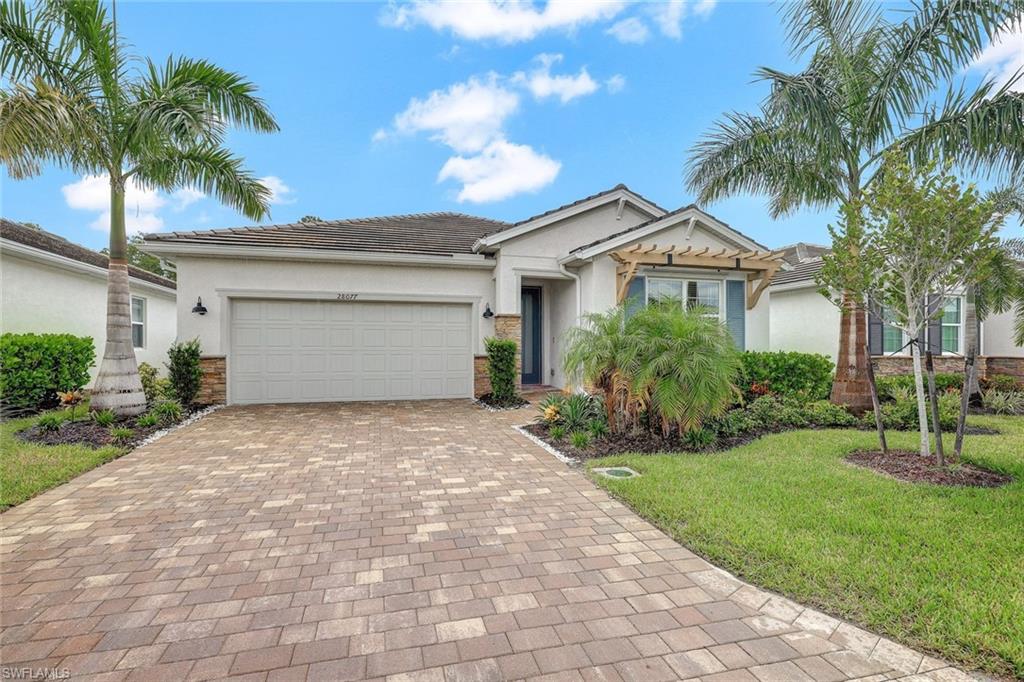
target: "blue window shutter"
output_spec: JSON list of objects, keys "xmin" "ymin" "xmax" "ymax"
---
[
  {"xmin": 624, "ymin": 276, "xmax": 646, "ymax": 318},
  {"xmin": 725, "ymin": 280, "xmax": 745, "ymax": 349}
]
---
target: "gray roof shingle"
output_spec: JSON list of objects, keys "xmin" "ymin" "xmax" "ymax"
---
[
  {"xmin": 770, "ymin": 257, "xmax": 825, "ymax": 286},
  {"xmin": 143, "ymin": 212, "xmax": 509, "ymax": 257},
  {"xmin": 1, "ymin": 219, "xmax": 176, "ymax": 289}
]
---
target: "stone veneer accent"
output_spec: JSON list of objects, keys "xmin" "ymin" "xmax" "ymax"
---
[
  {"xmin": 493, "ymin": 314, "xmax": 522, "ymax": 389},
  {"xmin": 473, "ymin": 355, "xmax": 491, "ymax": 398},
  {"xmin": 197, "ymin": 355, "xmax": 227, "ymax": 405},
  {"xmin": 873, "ymin": 355, "xmax": 1024, "ymax": 385}
]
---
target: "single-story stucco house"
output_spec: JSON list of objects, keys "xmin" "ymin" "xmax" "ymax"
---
[
  {"xmin": 1, "ymin": 218, "xmax": 177, "ymax": 382},
  {"xmin": 139, "ymin": 184, "xmax": 1024, "ymax": 406}
]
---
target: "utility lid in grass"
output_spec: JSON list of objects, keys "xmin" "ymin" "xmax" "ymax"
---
[{"xmin": 594, "ymin": 467, "xmax": 640, "ymax": 479}]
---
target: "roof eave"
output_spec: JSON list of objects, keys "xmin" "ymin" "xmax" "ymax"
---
[{"xmin": 140, "ymin": 241, "xmax": 496, "ymax": 269}]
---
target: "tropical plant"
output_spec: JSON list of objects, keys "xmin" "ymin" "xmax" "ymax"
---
[
  {"xmin": 561, "ymin": 393, "xmax": 601, "ymax": 432},
  {"xmin": 135, "ymin": 412, "xmax": 159, "ymax": 428},
  {"xmin": 548, "ymin": 425, "xmax": 566, "ymax": 441},
  {"xmin": 151, "ymin": 399, "xmax": 182, "ymax": 425},
  {"xmin": 563, "ymin": 301, "xmax": 740, "ymax": 437},
  {"xmin": 983, "ymin": 374, "xmax": 1022, "ymax": 393},
  {"xmin": 538, "ymin": 393, "xmax": 566, "ymax": 423},
  {"xmin": 686, "ymin": 0, "xmax": 1024, "ymax": 410},
  {"xmin": 0, "ymin": 0, "xmax": 278, "ymax": 415},
  {"xmin": 166, "ymin": 339, "xmax": 202, "ymax": 406},
  {"xmin": 630, "ymin": 302, "xmax": 741, "ymax": 436},
  {"xmin": 91, "ymin": 409, "xmax": 115, "ymax": 427},
  {"xmin": 36, "ymin": 412, "xmax": 63, "ymax": 432},
  {"xmin": 587, "ymin": 419, "xmax": 609, "ymax": 440},
  {"xmin": 109, "ymin": 426, "xmax": 133, "ymax": 443},
  {"xmin": 982, "ymin": 390, "xmax": 1024, "ymax": 415},
  {"xmin": 569, "ymin": 430, "xmax": 591, "ymax": 449}
]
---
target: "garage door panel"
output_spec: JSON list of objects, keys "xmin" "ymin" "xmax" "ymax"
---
[{"xmin": 230, "ymin": 299, "xmax": 472, "ymax": 404}]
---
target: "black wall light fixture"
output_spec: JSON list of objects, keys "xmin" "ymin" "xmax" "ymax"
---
[
  {"xmin": 191, "ymin": 297, "xmax": 208, "ymax": 315},
  {"xmin": 482, "ymin": 303, "xmax": 494, "ymax": 319}
]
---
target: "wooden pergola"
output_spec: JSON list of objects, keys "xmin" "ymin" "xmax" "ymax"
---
[{"xmin": 611, "ymin": 244, "xmax": 786, "ymax": 310}]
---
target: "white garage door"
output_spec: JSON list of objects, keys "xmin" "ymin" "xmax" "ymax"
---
[{"xmin": 230, "ymin": 299, "xmax": 473, "ymax": 404}]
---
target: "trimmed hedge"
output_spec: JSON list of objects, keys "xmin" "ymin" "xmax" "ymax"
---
[
  {"xmin": 0, "ymin": 333, "xmax": 95, "ymax": 410},
  {"xmin": 166, "ymin": 339, "xmax": 202, "ymax": 406},
  {"xmin": 737, "ymin": 351, "xmax": 834, "ymax": 401},
  {"xmin": 484, "ymin": 337, "xmax": 519, "ymax": 404}
]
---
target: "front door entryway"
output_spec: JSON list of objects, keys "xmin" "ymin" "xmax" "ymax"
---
[{"xmin": 520, "ymin": 287, "xmax": 542, "ymax": 384}]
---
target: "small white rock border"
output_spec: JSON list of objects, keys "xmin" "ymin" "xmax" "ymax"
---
[
  {"xmin": 513, "ymin": 424, "xmax": 580, "ymax": 466},
  {"xmin": 136, "ymin": 404, "xmax": 222, "ymax": 448},
  {"xmin": 473, "ymin": 397, "xmax": 530, "ymax": 412}
]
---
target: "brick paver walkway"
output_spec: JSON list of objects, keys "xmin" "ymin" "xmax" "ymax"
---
[{"xmin": 1, "ymin": 401, "xmax": 977, "ymax": 681}]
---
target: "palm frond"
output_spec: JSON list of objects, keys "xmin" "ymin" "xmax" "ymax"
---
[
  {"xmin": 0, "ymin": 0, "xmax": 85, "ymax": 92},
  {"xmin": 892, "ymin": 81, "xmax": 1024, "ymax": 182},
  {"xmin": 685, "ymin": 111, "xmax": 840, "ymax": 216},
  {"xmin": 867, "ymin": 0, "xmax": 1023, "ymax": 139},
  {"xmin": 56, "ymin": 0, "xmax": 127, "ymax": 109},
  {"xmin": 133, "ymin": 143, "xmax": 272, "ymax": 221}
]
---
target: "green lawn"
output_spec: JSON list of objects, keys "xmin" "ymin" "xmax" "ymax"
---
[
  {"xmin": 590, "ymin": 415, "xmax": 1024, "ymax": 678},
  {"xmin": 1, "ymin": 413, "xmax": 127, "ymax": 511}
]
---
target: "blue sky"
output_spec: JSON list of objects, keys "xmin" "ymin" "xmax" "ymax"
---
[{"xmin": 2, "ymin": 0, "xmax": 1021, "ymax": 251}]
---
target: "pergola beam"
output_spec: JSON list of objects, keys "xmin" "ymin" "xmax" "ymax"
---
[{"xmin": 612, "ymin": 244, "xmax": 786, "ymax": 308}]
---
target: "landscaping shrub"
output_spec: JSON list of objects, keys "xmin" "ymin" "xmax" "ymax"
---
[
  {"xmin": 484, "ymin": 337, "xmax": 520, "ymax": 405},
  {"xmin": 561, "ymin": 393, "xmax": 602, "ymax": 432},
  {"xmin": 549, "ymin": 425, "xmax": 566, "ymax": 441},
  {"xmin": 983, "ymin": 374, "xmax": 1021, "ymax": 392},
  {"xmin": 152, "ymin": 399, "xmax": 183, "ymax": 425},
  {"xmin": 166, "ymin": 339, "xmax": 202, "ymax": 406},
  {"xmin": 0, "ymin": 333, "xmax": 95, "ymax": 410},
  {"xmin": 588, "ymin": 419, "xmax": 609, "ymax": 439},
  {"xmin": 136, "ymin": 413, "xmax": 159, "ymax": 428},
  {"xmin": 563, "ymin": 301, "xmax": 739, "ymax": 436},
  {"xmin": 110, "ymin": 427, "xmax": 134, "ymax": 444},
  {"xmin": 982, "ymin": 390, "xmax": 1024, "ymax": 415},
  {"xmin": 864, "ymin": 390, "xmax": 960, "ymax": 431},
  {"xmin": 737, "ymin": 351, "xmax": 834, "ymax": 401},
  {"xmin": 570, "ymin": 430, "xmax": 591, "ymax": 449},
  {"xmin": 36, "ymin": 413, "xmax": 63, "ymax": 432},
  {"xmin": 91, "ymin": 409, "xmax": 115, "ymax": 427},
  {"xmin": 876, "ymin": 373, "xmax": 962, "ymax": 401},
  {"xmin": 803, "ymin": 400, "xmax": 860, "ymax": 427},
  {"xmin": 138, "ymin": 362, "xmax": 170, "ymax": 405}
]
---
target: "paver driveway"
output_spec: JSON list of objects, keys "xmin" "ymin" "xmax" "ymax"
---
[{"xmin": 1, "ymin": 401, "xmax": 975, "ymax": 681}]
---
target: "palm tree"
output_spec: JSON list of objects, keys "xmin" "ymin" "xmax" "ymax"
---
[
  {"xmin": 685, "ymin": 0, "xmax": 1024, "ymax": 410},
  {"xmin": 1, "ymin": 0, "xmax": 278, "ymax": 415}
]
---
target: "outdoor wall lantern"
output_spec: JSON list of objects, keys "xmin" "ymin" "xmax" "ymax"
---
[
  {"xmin": 482, "ymin": 303, "xmax": 494, "ymax": 319},
  {"xmin": 191, "ymin": 297, "xmax": 208, "ymax": 315}
]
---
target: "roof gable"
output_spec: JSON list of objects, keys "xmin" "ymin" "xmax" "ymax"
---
[{"xmin": 473, "ymin": 184, "xmax": 666, "ymax": 252}]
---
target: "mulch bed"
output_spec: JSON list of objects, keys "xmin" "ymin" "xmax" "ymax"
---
[
  {"xmin": 477, "ymin": 393, "xmax": 530, "ymax": 410},
  {"xmin": 15, "ymin": 407, "xmax": 205, "ymax": 450},
  {"xmin": 846, "ymin": 449, "xmax": 1012, "ymax": 488}
]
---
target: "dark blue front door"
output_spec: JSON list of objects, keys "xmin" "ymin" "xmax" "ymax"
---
[{"xmin": 521, "ymin": 287, "xmax": 542, "ymax": 384}]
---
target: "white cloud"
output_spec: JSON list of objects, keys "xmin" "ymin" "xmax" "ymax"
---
[
  {"xmin": 693, "ymin": 0, "xmax": 717, "ymax": 18},
  {"xmin": 606, "ymin": 74, "xmax": 627, "ymax": 94},
  {"xmin": 394, "ymin": 74, "xmax": 519, "ymax": 153},
  {"xmin": 371, "ymin": 128, "xmax": 389, "ymax": 143},
  {"xmin": 971, "ymin": 24, "xmax": 1024, "ymax": 90},
  {"xmin": 650, "ymin": 0, "xmax": 685, "ymax": 39},
  {"xmin": 512, "ymin": 54, "xmax": 599, "ymax": 104},
  {"xmin": 62, "ymin": 174, "xmax": 166, "ymax": 234},
  {"xmin": 259, "ymin": 176, "xmax": 296, "ymax": 205},
  {"xmin": 171, "ymin": 187, "xmax": 205, "ymax": 211},
  {"xmin": 607, "ymin": 17, "xmax": 649, "ymax": 44},
  {"xmin": 385, "ymin": 0, "xmax": 627, "ymax": 44},
  {"xmin": 438, "ymin": 139, "xmax": 560, "ymax": 203}
]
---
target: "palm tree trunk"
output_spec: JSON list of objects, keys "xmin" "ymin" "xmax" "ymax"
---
[
  {"xmin": 90, "ymin": 177, "xmax": 146, "ymax": 416},
  {"xmin": 830, "ymin": 293, "xmax": 872, "ymax": 413}
]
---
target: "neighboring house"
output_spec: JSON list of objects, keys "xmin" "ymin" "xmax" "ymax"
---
[
  {"xmin": 140, "ymin": 184, "xmax": 1023, "ymax": 406},
  {"xmin": 1, "ymin": 219, "xmax": 177, "ymax": 382},
  {"xmin": 766, "ymin": 243, "xmax": 1024, "ymax": 377}
]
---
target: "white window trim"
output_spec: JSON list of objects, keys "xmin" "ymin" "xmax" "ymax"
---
[
  {"xmin": 131, "ymin": 296, "xmax": 146, "ymax": 349},
  {"xmin": 880, "ymin": 295, "xmax": 965, "ymax": 356},
  {"xmin": 645, "ymin": 275, "xmax": 726, "ymax": 322},
  {"xmin": 940, "ymin": 296, "xmax": 964, "ymax": 355}
]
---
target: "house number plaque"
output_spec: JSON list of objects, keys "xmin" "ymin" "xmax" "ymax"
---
[{"xmin": 336, "ymin": 293, "xmax": 359, "ymax": 301}]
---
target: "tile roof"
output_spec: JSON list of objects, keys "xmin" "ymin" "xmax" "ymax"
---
[
  {"xmin": 143, "ymin": 212, "xmax": 509, "ymax": 257},
  {"xmin": 770, "ymin": 257, "xmax": 825, "ymax": 286},
  {"xmin": 776, "ymin": 242, "xmax": 830, "ymax": 265},
  {"xmin": 1, "ymin": 218, "xmax": 176, "ymax": 289}
]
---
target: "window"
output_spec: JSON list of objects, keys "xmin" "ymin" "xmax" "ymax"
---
[
  {"xmin": 131, "ymin": 296, "xmax": 146, "ymax": 349},
  {"xmin": 940, "ymin": 297, "xmax": 962, "ymax": 354},
  {"xmin": 881, "ymin": 323, "xmax": 905, "ymax": 354},
  {"xmin": 647, "ymin": 277, "xmax": 722, "ymax": 319}
]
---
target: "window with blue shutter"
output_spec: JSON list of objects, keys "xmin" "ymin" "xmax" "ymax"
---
[{"xmin": 725, "ymin": 280, "xmax": 745, "ymax": 349}]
